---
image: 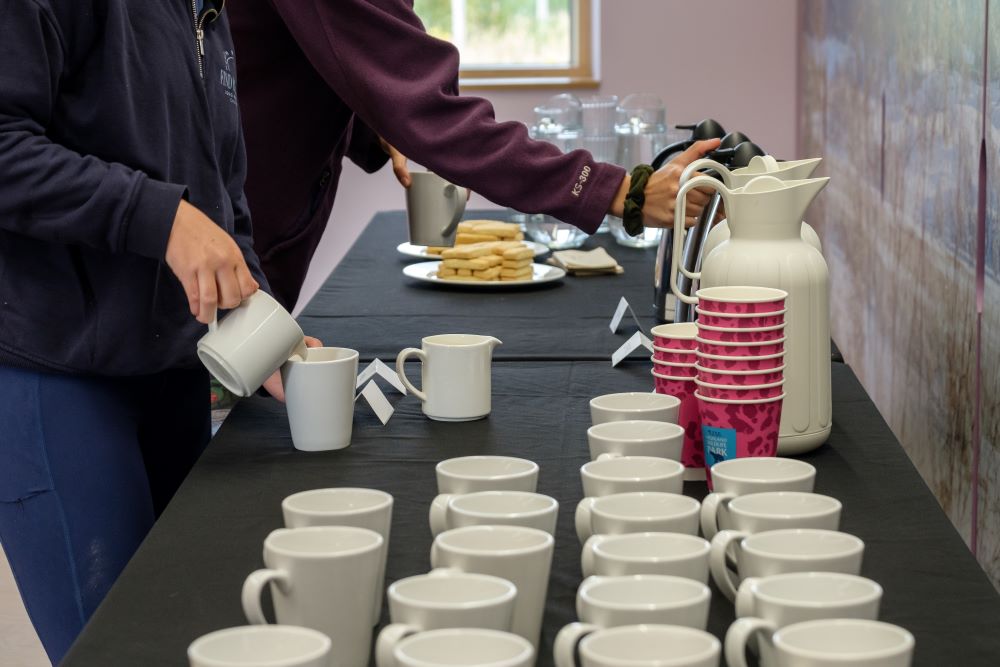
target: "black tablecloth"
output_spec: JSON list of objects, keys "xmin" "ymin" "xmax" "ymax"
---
[
  {"xmin": 62, "ymin": 212, "xmax": 994, "ymax": 666},
  {"xmin": 63, "ymin": 361, "xmax": 1000, "ymax": 666},
  {"xmin": 297, "ymin": 211, "xmax": 666, "ymax": 361}
]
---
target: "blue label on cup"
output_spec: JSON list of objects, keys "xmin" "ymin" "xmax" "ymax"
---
[{"xmin": 703, "ymin": 426, "xmax": 737, "ymax": 467}]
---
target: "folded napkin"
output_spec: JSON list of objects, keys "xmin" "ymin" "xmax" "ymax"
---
[{"xmin": 547, "ymin": 247, "xmax": 624, "ymax": 276}]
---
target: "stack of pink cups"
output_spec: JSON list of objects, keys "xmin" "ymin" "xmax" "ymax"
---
[
  {"xmin": 649, "ymin": 322, "xmax": 704, "ymax": 480},
  {"xmin": 693, "ymin": 286, "xmax": 788, "ymax": 486}
]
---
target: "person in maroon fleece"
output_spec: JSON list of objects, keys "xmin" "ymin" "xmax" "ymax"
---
[{"xmin": 229, "ymin": 0, "xmax": 720, "ymax": 311}]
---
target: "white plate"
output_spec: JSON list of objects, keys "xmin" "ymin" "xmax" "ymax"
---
[
  {"xmin": 397, "ymin": 241, "xmax": 550, "ymax": 261},
  {"xmin": 403, "ymin": 261, "xmax": 566, "ymax": 288}
]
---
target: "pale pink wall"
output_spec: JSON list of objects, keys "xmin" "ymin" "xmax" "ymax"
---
[{"xmin": 295, "ymin": 0, "xmax": 799, "ymax": 314}]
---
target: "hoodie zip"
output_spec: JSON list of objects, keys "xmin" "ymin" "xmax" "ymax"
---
[{"xmin": 191, "ymin": 1, "xmax": 224, "ymax": 79}]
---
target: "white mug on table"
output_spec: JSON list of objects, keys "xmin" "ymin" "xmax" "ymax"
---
[
  {"xmin": 581, "ymin": 532, "xmax": 711, "ymax": 583},
  {"xmin": 554, "ymin": 624, "xmax": 720, "ymax": 667},
  {"xmin": 375, "ymin": 570, "xmax": 516, "ymax": 665},
  {"xmin": 431, "ymin": 525, "xmax": 553, "ymax": 649},
  {"xmin": 575, "ymin": 491, "xmax": 699, "ymax": 543},
  {"xmin": 281, "ymin": 347, "xmax": 359, "ymax": 452},
  {"xmin": 241, "ymin": 526, "xmax": 383, "ymax": 667},
  {"xmin": 430, "ymin": 490, "xmax": 558, "ymax": 537},
  {"xmin": 580, "ymin": 456, "xmax": 685, "ymax": 497},
  {"xmin": 435, "ymin": 456, "xmax": 539, "ymax": 494},
  {"xmin": 281, "ymin": 488, "xmax": 393, "ymax": 622},
  {"xmin": 700, "ymin": 491, "xmax": 841, "ymax": 540},
  {"xmin": 710, "ymin": 528, "xmax": 865, "ymax": 602},
  {"xmin": 396, "ymin": 334, "xmax": 501, "ymax": 421},
  {"xmin": 377, "ymin": 628, "xmax": 533, "ymax": 667},
  {"xmin": 188, "ymin": 625, "xmax": 331, "ymax": 667},
  {"xmin": 725, "ymin": 618, "xmax": 913, "ymax": 667}
]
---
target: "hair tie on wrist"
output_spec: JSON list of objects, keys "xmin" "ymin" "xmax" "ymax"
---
[{"xmin": 623, "ymin": 164, "xmax": 654, "ymax": 236}]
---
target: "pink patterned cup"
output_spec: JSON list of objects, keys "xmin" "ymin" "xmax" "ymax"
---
[
  {"xmin": 650, "ymin": 322, "xmax": 698, "ymax": 351},
  {"xmin": 651, "ymin": 358, "xmax": 697, "ymax": 378},
  {"xmin": 651, "ymin": 370, "xmax": 703, "ymax": 478},
  {"xmin": 694, "ymin": 378, "xmax": 785, "ymax": 400},
  {"xmin": 695, "ymin": 364, "xmax": 784, "ymax": 386},
  {"xmin": 696, "ymin": 350, "xmax": 785, "ymax": 372},
  {"xmin": 696, "ymin": 337, "xmax": 785, "ymax": 357},
  {"xmin": 652, "ymin": 345, "xmax": 698, "ymax": 364},
  {"xmin": 696, "ymin": 322, "xmax": 786, "ymax": 343},
  {"xmin": 697, "ymin": 392, "xmax": 785, "ymax": 488},
  {"xmin": 695, "ymin": 307, "xmax": 787, "ymax": 329},
  {"xmin": 696, "ymin": 286, "xmax": 787, "ymax": 315}
]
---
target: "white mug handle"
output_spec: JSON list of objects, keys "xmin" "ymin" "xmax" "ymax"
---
[
  {"xmin": 725, "ymin": 617, "xmax": 777, "ymax": 667},
  {"xmin": 734, "ymin": 577, "xmax": 759, "ymax": 617},
  {"xmin": 700, "ymin": 492, "xmax": 735, "ymax": 539},
  {"xmin": 375, "ymin": 623, "xmax": 420, "ymax": 667},
  {"xmin": 574, "ymin": 498, "xmax": 598, "ymax": 544},
  {"xmin": 710, "ymin": 530, "xmax": 749, "ymax": 602},
  {"xmin": 580, "ymin": 535, "xmax": 607, "ymax": 578},
  {"xmin": 395, "ymin": 347, "xmax": 428, "ymax": 402},
  {"xmin": 428, "ymin": 494, "xmax": 454, "ymax": 537},
  {"xmin": 554, "ymin": 622, "xmax": 601, "ymax": 667},
  {"xmin": 680, "ymin": 158, "xmax": 733, "ymax": 187},
  {"xmin": 241, "ymin": 568, "xmax": 290, "ymax": 625}
]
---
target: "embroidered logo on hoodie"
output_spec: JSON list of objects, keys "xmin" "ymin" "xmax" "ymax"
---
[{"xmin": 219, "ymin": 49, "xmax": 237, "ymax": 105}]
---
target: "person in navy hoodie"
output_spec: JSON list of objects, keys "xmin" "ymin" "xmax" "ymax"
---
[
  {"xmin": 229, "ymin": 0, "xmax": 722, "ymax": 311},
  {"xmin": 0, "ymin": 1, "xmax": 277, "ymax": 661}
]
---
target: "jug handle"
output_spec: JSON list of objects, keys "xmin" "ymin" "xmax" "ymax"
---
[
  {"xmin": 671, "ymin": 175, "xmax": 730, "ymax": 305},
  {"xmin": 680, "ymin": 159, "xmax": 732, "ymax": 187},
  {"xmin": 440, "ymin": 184, "xmax": 468, "ymax": 238}
]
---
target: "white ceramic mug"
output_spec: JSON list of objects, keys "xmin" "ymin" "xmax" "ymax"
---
[
  {"xmin": 281, "ymin": 347, "xmax": 359, "ymax": 451},
  {"xmin": 379, "ymin": 628, "xmax": 534, "ymax": 667},
  {"xmin": 555, "ymin": 624, "xmax": 720, "ymax": 667},
  {"xmin": 573, "ymin": 575, "xmax": 711, "ymax": 630},
  {"xmin": 281, "ymin": 488, "xmax": 393, "ymax": 622},
  {"xmin": 197, "ymin": 290, "xmax": 305, "ymax": 397},
  {"xmin": 590, "ymin": 393, "xmax": 681, "ymax": 425},
  {"xmin": 726, "ymin": 618, "xmax": 913, "ymax": 667},
  {"xmin": 701, "ymin": 457, "xmax": 816, "ymax": 537},
  {"xmin": 586, "ymin": 420, "xmax": 685, "ymax": 460},
  {"xmin": 188, "ymin": 625, "xmax": 332, "ymax": 667},
  {"xmin": 430, "ymin": 490, "xmax": 558, "ymax": 537},
  {"xmin": 580, "ymin": 456, "xmax": 685, "ymax": 497},
  {"xmin": 581, "ymin": 532, "xmax": 710, "ymax": 583},
  {"xmin": 710, "ymin": 528, "xmax": 865, "ymax": 602},
  {"xmin": 575, "ymin": 491, "xmax": 699, "ymax": 543},
  {"xmin": 375, "ymin": 570, "xmax": 516, "ymax": 666},
  {"xmin": 241, "ymin": 526, "xmax": 383, "ymax": 667},
  {"xmin": 397, "ymin": 334, "xmax": 502, "ymax": 421},
  {"xmin": 431, "ymin": 525, "xmax": 553, "ymax": 649},
  {"xmin": 405, "ymin": 171, "xmax": 469, "ymax": 247},
  {"xmin": 436, "ymin": 456, "xmax": 539, "ymax": 494},
  {"xmin": 701, "ymin": 491, "xmax": 841, "ymax": 540}
]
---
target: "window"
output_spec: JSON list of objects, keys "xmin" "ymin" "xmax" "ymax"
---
[{"xmin": 413, "ymin": 0, "xmax": 597, "ymax": 89}]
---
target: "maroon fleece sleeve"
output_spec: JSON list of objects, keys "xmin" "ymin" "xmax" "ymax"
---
[{"xmin": 267, "ymin": 0, "xmax": 624, "ymax": 233}]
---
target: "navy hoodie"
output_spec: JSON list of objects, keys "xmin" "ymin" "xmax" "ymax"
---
[{"xmin": 0, "ymin": 0, "xmax": 267, "ymax": 376}]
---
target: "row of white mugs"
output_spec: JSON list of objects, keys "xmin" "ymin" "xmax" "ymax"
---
[{"xmin": 189, "ymin": 454, "xmax": 913, "ymax": 666}]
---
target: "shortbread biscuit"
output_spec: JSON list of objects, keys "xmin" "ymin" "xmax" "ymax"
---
[
  {"xmin": 457, "ymin": 268, "xmax": 472, "ymax": 277},
  {"xmin": 502, "ymin": 246, "xmax": 534, "ymax": 261},
  {"xmin": 426, "ymin": 246, "xmax": 448, "ymax": 255},
  {"xmin": 513, "ymin": 232, "xmax": 525, "ymax": 240},
  {"xmin": 436, "ymin": 266, "xmax": 457, "ymax": 277},
  {"xmin": 473, "ymin": 266, "xmax": 502, "ymax": 280},
  {"xmin": 456, "ymin": 232, "xmax": 500, "ymax": 244},
  {"xmin": 441, "ymin": 255, "xmax": 502, "ymax": 271},
  {"xmin": 441, "ymin": 243, "xmax": 499, "ymax": 259},
  {"xmin": 472, "ymin": 223, "xmax": 520, "ymax": 239},
  {"xmin": 500, "ymin": 266, "xmax": 533, "ymax": 278},
  {"xmin": 502, "ymin": 258, "xmax": 532, "ymax": 269},
  {"xmin": 440, "ymin": 274, "xmax": 482, "ymax": 281}
]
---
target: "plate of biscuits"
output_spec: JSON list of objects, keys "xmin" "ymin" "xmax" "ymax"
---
[{"xmin": 397, "ymin": 220, "xmax": 550, "ymax": 260}]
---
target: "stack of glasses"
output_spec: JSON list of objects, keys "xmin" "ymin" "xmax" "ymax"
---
[{"xmin": 692, "ymin": 286, "xmax": 788, "ymax": 482}]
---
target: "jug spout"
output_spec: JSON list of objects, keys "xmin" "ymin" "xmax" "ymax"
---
[
  {"xmin": 481, "ymin": 336, "xmax": 502, "ymax": 350},
  {"xmin": 734, "ymin": 176, "xmax": 830, "ymax": 238}
]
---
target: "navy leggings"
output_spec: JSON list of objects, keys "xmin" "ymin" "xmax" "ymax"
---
[{"xmin": 0, "ymin": 366, "xmax": 211, "ymax": 664}]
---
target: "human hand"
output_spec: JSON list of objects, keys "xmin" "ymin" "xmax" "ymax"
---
[
  {"xmin": 639, "ymin": 138, "xmax": 723, "ymax": 228},
  {"xmin": 261, "ymin": 335, "xmax": 324, "ymax": 403},
  {"xmin": 379, "ymin": 137, "xmax": 412, "ymax": 187},
  {"xmin": 165, "ymin": 200, "xmax": 259, "ymax": 324}
]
